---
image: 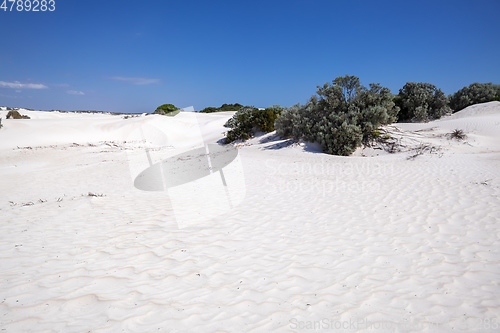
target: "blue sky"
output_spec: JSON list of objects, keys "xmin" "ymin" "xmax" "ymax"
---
[{"xmin": 1, "ymin": 0, "xmax": 499, "ymax": 113}]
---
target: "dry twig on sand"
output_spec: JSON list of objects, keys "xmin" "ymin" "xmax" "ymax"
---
[
  {"xmin": 87, "ymin": 192, "xmax": 105, "ymax": 197},
  {"xmin": 407, "ymin": 143, "xmax": 442, "ymax": 160}
]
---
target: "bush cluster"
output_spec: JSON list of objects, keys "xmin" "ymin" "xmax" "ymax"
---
[
  {"xmin": 220, "ymin": 76, "xmax": 498, "ymax": 155},
  {"xmin": 224, "ymin": 105, "xmax": 283, "ymax": 143},
  {"xmin": 275, "ymin": 75, "xmax": 399, "ymax": 156},
  {"xmin": 154, "ymin": 104, "xmax": 178, "ymax": 114},
  {"xmin": 199, "ymin": 107, "xmax": 218, "ymax": 113},
  {"xmin": 200, "ymin": 103, "xmax": 244, "ymax": 113},
  {"xmin": 394, "ymin": 82, "xmax": 450, "ymax": 122},
  {"xmin": 6, "ymin": 110, "xmax": 30, "ymax": 119},
  {"xmin": 449, "ymin": 83, "xmax": 500, "ymax": 112}
]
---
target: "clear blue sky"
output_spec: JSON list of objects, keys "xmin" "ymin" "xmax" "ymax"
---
[{"xmin": 1, "ymin": 0, "xmax": 499, "ymax": 113}]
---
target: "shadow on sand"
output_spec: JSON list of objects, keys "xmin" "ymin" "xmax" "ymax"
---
[{"xmin": 258, "ymin": 133, "xmax": 324, "ymax": 153}]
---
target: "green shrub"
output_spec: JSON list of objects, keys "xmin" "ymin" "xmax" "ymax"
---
[
  {"xmin": 254, "ymin": 105, "xmax": 282, "ymax": 133},
  {"xmin": 275, "ymin": 75, "xmax": 399, "ymax": 156},
  {"xmin": 155, "ymin": 104, "xmax": 179, "ymax": 114},
  {"xmin": 199, "ymin": 106, "xmax": 218, "ymax": 113},
  {"xmin": 200, "ymin": 103, "xmax": 244, "ymax": 113},
  {"xmin": 449, "ymin": 83, "xmax": 500, "ymax": 112},
  {"xmin": 220, "ymin": 103, "xmax": 243, "ymax": 111},
  {"xmin": 224, "ymin": 106, "xmax": 255, "ymax": 129},
  {"xmin": 225, "ymin": 111, "xmax": 255, "ymax": 142},
  {"xmin": 6, "ymin": 110, "xmax": 29, "ymax": 119},
  {"xmin": 224, "ymin": 105, "xmax": 283, "ymax": 143},
  {"xmin": 395, "ymin": 82, "xmax": 450, "ymax": 122}
]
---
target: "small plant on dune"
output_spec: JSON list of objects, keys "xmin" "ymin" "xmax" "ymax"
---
[
  {"xmin": 224, "ymin": 105, "xmax": 283, "ymax": 143},
  {"xmin": 446, "ymin": 129, "xmax": 467, "ymax": 141}
]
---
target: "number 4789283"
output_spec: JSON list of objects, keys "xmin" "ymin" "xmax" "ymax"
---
[{"xmin": 1, "ymin": 0, "xmax": 55, "ymax": 12}]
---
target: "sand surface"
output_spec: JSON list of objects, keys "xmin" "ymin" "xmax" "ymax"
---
[{"xmin": 1, "ymin": 103, "xmax": 499, "ymax": 332}]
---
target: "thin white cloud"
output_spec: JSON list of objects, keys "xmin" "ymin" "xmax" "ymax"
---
[
  {"xmin": 0, "ymin": 81, "xmax": 48, "ymax": 89},
  {"xmin": 67, "ymin": 90, "xmax": 85, "ymax": 96},
  {"xmin": 111, "ymin": 76, "xmax": 160, "ymax": 85}
]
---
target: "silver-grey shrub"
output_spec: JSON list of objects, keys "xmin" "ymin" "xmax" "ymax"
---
[
  {"xmin": 275, "ymin": 75, "xmax": 399, "ymax": 156},
  {"xmin": 395, "ymin": 82, "xmax": 450, "ymax": 122},
  {"xmin": 449, "ymin": 82, "xmax": 500, "ymax": 112},
  {"xmin": 224, "ymin": 106, "xmax": 257, "ymax": 129}
]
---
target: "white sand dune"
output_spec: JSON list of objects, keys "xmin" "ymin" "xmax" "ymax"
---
[{"xmin": 0, "ymin": 103, "xmax": 499, "ymax": 332}]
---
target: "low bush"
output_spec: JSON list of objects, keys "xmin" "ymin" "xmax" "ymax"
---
[
  {"xmin": 6, "ymin": 110, "xmax": 30, "ymax": 119},
  {"xmin": 220, "ymin": 103, "xmax": 244, "ymax": 111},
  {"xmin": 395, "ymin": 82, "xmax": 450, "ymax": 122},
  {"xmin": 449, "ymin": 83, "xmax": 500, "ymax": 112},
  {"xmin": 200, "ymin": 103, "xmax": 244, "ymax": 113},
  {"xmin": 154, "ymin": 104, "xmax": 178, "ymax": 114},
  {"xmin": 199, "ymin": 106, "xmax": 218, "ymax": 113},
  {"xmin": 275, "ymin": 75, "xmax": 399, "ymax": 156},
  {"xmin": 224, "ymin": 105, "xmax": 283, "ymax": 143}
]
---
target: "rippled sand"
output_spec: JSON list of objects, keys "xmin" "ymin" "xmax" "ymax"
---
[{"xmin": 1, "ymin": 103, "xmax": 499, "ymax": 332}]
